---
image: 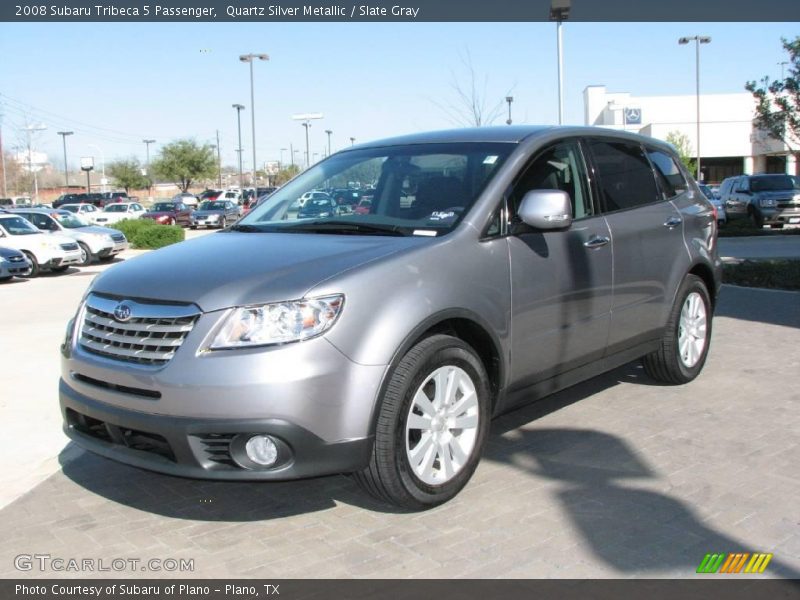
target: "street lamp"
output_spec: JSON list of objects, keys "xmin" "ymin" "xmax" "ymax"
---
[
  {"xmin": 679, "ymin": 35, "xmax": 711, "ymax": 181},
  {"xmin": 280, "ymin": 147, "xmax": 287, "ymax": 169},
  {"xmin": 350, "ymin": 137, "xmax": 355, "ymax": 146},
  {"xmin": 505, "ymin": 96, "xmax": 514, "ymax": 125},
  {"xmin": 240, "ymin": 53, "xmax": 269, "ymax": 194},
  {"xmin": 550, "ymin": 0, "xmax": 570, "ymax": 125},
  {"xmin": 291, "ymin": 113, "xmax": 323, "ymax": 169},
  {"xmin": 778, "ymin": 60, "xmax": 788, "ymax": 79},
  {"xmin": 232, "ymin": 104, "xmax": 245, "ymax": 191},
  {"xmin": 24, "ymin": 123, "xmax": 46, "ymax": 200},
  {"xmin": 57, "ymin": 131, "xmax": 73, "ymax": 188},
  {"xmin": 325, "ymin": 129, "xmax": 332, "ymax": 156}
]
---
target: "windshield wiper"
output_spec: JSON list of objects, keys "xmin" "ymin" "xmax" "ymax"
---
[
  {"xmin": 228, "ymin": 223, "xmax": 264, "ymax": 233},
  {"xmin": 280, "ymin": 220, "xmax": 408, "ymax": 236}
]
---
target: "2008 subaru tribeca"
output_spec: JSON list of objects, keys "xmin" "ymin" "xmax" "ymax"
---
[{"xmin": 60, "ymin": 126, "xmax": 721, "ymax": 510}]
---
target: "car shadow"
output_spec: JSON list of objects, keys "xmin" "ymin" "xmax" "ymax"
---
[{"xmin": 716, "ymin": 284, "xmax": 800, "ymax": 329}]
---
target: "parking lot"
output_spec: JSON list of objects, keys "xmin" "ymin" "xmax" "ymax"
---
[{"xmin": 0, "ymin": 234, "xmax": 798, "ymax": 579}]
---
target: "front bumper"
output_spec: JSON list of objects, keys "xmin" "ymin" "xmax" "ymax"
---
[
  {"xmin": 0, "ymin": 258, "xmax": 31, "ymax": 278},
  {"xmin": 60, "ymin": 384, "xmax": 373, "ymax": 480},
  {"xmin": 60, "ymin": 307, "xmax": 386, "ymax": 480},
  {"xmin": 762, "ymin": 206, "xmax": 800, "ymax": 225}
]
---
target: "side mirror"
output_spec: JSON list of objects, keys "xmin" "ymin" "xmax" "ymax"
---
[{"xmin": 518, "ymin": 189, "xmax": 573, "ymax": 230}]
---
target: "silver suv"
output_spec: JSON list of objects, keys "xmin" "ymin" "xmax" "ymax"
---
[
  {"xmin": 60, "ymin": 126, "xmax": 721, "ymax": 509},
  {"xmin": 719, "ymin": 173, "xmax": 800, "ymax": 228}
]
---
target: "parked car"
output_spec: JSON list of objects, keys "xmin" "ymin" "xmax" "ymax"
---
[
  {"xmin": 0, "ymin": 196, "xmax": 32, "ymax": 208},
  {"xmin": 197, "ymin": 190, "xmax": 222, "ymax": 203},
  {"xmin": 99, "ymin": 191, "xmax": 130, "ymax": 204},
  {"xmin": 297, "ymin": 190, "xmax": 331, "ymax": 207},
  {"xmin": 217, "ymin": 190, "xmax": 242, "ymax": 206},
  {"xmin": 172, "ymin": 192, "xmax": 199, "ymax": 208},
  {"xmin": 93, "ymin": 202, "xmax": 146, "ymax": 225},
  {"xmin": 719, "ymin": 174, "xmax": 800, "ymax": 228},
  {"xmin": 297, "ymin": 197, "xmax": 340, "ymax": 219},
  {"xmin": 0, "ymin": 213, "xmax": 82, "ymax": 276},
  {"xmin": 52, "ymin": 193, "xmax": 82, "ymax": 208},
  {"xmin": 353, "ymin": 197, "xmax": 372, "ymax": 215},
  {"xmin": 10, "ymin": 208, "xmax": 128, "ymax": 266},
  {"xmin": 60, "ymin": 203, "xmax": 102, "ymax": 224},
  {"xmin": 0, "ymin": 246, "xmax": 32, "ymax": 281},
  {"xmin": 142, "ymin": 201, "xmax": 194, "ymax": 227},
  {"xmin": 59, "ymin": 126, "xmax": 720, "ymax": 510},
  {"xmin": 699, "ymin": 184, "xmax": 726, "ymax": 226},
  {"xmin": 190, "ymin": 200, "xmax": 240, "ymax": 229}
]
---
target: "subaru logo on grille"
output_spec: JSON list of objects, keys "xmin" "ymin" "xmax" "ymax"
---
[{"xmin": 113, "ymin": 302, "xmax": 133, "ymax": 322}]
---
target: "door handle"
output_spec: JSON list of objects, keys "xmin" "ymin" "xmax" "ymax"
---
[
  {"xmin": 583, "ymin": 235, "xmax": 610, "ymax": 249},
  {"xmin": 664, "ymin": 216, "xmax": 682, "ymax": 228}
]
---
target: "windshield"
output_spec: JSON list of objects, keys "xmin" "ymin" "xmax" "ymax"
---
[
  {"xmin": 240, "ymin": 142, "xmax": 513, "ymax": 236},
  {"xmin": 152, "ymin": 203, "xmax": 176, "ymax": 211},
  {"xmin": 200, "ymin": 201, "xmax": 226, "ymax": 211},
  {"xmin": 53, "ymin": 212, "xmax": 89, "ymax": 228},
  {"xmin": 0, "ymin": 216, "xmax": 40, "ymax": 235},
  {"xmin": 104, "ymin": 204, "xmax": 128, "ymax": 213},
  {"xmin": 750, "ymin": 175, "xmax": 796, "ymax": 192}
]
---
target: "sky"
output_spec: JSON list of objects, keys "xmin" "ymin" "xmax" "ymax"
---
[{"xmin": 0, "ymin": 21, "xmax": 797, "ymax": 173}]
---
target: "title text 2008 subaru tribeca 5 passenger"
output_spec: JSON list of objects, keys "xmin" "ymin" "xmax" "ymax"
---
[{"xmin": 60, "ymin": 127, "xmax": 721, "ymax": 509}]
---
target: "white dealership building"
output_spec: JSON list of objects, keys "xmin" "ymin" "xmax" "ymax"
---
[{"xmin": 583, "ymin": 85, "xmax": 797, "ymax": 184}]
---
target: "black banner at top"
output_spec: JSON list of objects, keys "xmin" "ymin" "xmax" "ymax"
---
[{"xmin": 2, "ymin": 0, "xmax": 800, "ymax": 22}]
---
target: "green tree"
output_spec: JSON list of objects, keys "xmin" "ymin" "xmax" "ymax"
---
[
  {"xmin": 108, "ymin": 158, "xmax": 150, "ymax": 193},
  {"xmin": 666, "ymin": 131, "xmax": 697, "ymax": 177},
  {"xmin": 273, "ymin": 165, "xmax": 300, "ymax": 186},
  {"xmin": 745, "ymin": 36, "xmax": 800, "ymax": 151},
  {"xmin": 151, "ymin": 139, "xmax": 216, "ymax": 192}
]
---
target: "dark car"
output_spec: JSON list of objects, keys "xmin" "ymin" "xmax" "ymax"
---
[
  {"xmin": 190, "ymin": 200, "xmax": 240, "ymax": 229},
  {"xmin": 52, "ymin": 193, "xmax": 81, "ymax": 208},
  {"xmin": 719, "ymin": 173, "xmax": 800, "ymax": 228},
  {"xmin": 142, "ymin": 201, "xmax": 194, "ymax": 227},
  {"xmin": 99, "ymin": 191, "xmax": 130, "ymax": 205},
  {"xmin": 0, "ymin": 246, "xmax": 32, "ymax": 281},
  {"xmin": 198, "ymin": 190, "xmax": 222, "ymax": 202},
  {"xmin": 298, "ymin": 197, "xmax": 339, "ymax": 219}
]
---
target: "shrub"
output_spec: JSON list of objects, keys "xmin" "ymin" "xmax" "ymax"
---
[
  {"xmin": 722, "ymin": 259, "xmax": 800, "ymax": 291},
  {"xmin": 110, "ymin": 219, "xmax": 185, "ymax": 249}
]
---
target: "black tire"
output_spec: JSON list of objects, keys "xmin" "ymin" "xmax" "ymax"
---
[
  {"xmin": 0, "ymin": 276, "xmax": 12, "ymax": 282},
  {"xmin": 749, "ymin": 208, "xmax": 764, "ymax": 229},
  {"xmin": 353, "ymin": 334, "xmax": 491, "ymax": 510},
  {"xmin": 77, "ymin": 242, "xmax": 93, "ymax": 266},
  {"xmin": 190, "ymin": 225, "xmax": 197, "ymax": 230},
  {"xmin": 51, "ymin": 265, "xmax": 69, "ymax": 273},
  {"xmin": 22, "ymin": 252, "xmax": 39, "ymax": 278},
  {"xmin": 642, "ymin": 274, "xmax": 712, "ymax": 384},
  {"xmin": 219, "ymin": 217, "xmax": 227, "ymax": 229},
  {"xmin": 770, "ymin": 223, "xmax": 784, "ymax": 229}
]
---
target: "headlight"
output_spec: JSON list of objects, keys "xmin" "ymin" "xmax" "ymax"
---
[
  {"xmin": 209, "ymin": 294, "xmax": 344, "ymax": 349},
  {"xmin": 759, "ymin": 197, "xmax": 776, "ymax": 207}
]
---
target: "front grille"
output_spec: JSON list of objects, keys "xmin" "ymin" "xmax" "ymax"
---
[
  {"xmin": 73, "ymin": 372, "xmax": 161, "ymax": 399},
  {"xmin": 66, "ymin": 408, "xmax": 175, "ymax": 462},
  {"xmin": 193, "ymin": 433, "xmax": 237, "ymax": 469},
  {"xmin": 110, "ymin": 233, "xmax": 126, "ymax": 242},
  {"xmin": 79, "ymin": 295, "xmax": 199, "ymax": 366},
  {"xmin": 61, "ymin": 242, "xmax": 79, "ymax": 251}
]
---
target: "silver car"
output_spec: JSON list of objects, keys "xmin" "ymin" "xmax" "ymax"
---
[
  {"xmin": 190, "ymin": 200, "xmax": 240, "ymax": 229},
  {"xmin": 12, "ymin": 208, "xmax": 128, "ymax": 265},
  {"xmin": 60, "ymin": 126, "xmax": 721, "ymax": 509}
]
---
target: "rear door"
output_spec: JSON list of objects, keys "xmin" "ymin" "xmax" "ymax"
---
[{"xmin": 585, "ymin": 138, "xmax": 687, "ymax": 355}]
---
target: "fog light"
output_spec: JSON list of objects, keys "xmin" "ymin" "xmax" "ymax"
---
[{"xmin": 245, "ymin": 435, "xmax": 278, "ymax": 466}]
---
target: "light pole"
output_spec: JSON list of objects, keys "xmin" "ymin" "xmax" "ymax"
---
[
  {"xmin": 550, "ymin": 0, "xmax": 570, "ymax": 125},
  {"xmin": 325, "ymin": 129, "xmax": 332, "ymax": 157},
  {"xmin": 215, "ymin": 130, "xmax": 222, "ymax": 188},
  {"xmin": 57, "ymin": 131, "xmax": 73, "ymax": 188},
  {"xmin": 291, "ymin": 113, "xmax": 323, "ymax": 169},
  {"xmin": 778, "ymin": 61, "xmax": 788, "ymax": 79},
  {"xmin": 280, "ymin": 147, "xmax": 287, "ymax": 169},
  {"xmin": 232, "ymin": 104, "xmax": 245, "ymax": 191},
  {"xmin": 142, "ymin": 139, "xmax": 155, "ymax": 198},
  {"xmin": 87, "ymin": 143, "xmax": 105, "ymax": 193},
  {"xmin": 350, "ymin": 137, "xmax": 355, "ymax": 146},
  {"xmin": 679, "ymin": 35, "xmax": 711, "ymax": 181},
  {"xmin": 240, "ymin": 53, "xmax": 269, "ymax": 193},
  {"xmin": 505, "ymin": 96, "xmax": 514, "ymax": 125},
  {"xmin": 25, "ymin": 123, "xmax": 46, "ymax": 200}
]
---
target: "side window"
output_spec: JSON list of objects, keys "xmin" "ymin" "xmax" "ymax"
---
[
  {"xmin": 647, "ymin": 149, "xmax": 688, "ymax": 199},
  {"xmin": 734, "ymin": 178, "xmax": 749, "ymax": 193},
  {"xmin": 509, "ymin": 140, "xmax": 594, "ymax": 220},
  {"xmin": 588, "ymin": 139, "xmax": 660, "ymax": 212}
]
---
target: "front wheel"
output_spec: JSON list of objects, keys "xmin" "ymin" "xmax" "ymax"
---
[
  {"xmin": 353, "ymin": 334, "xmax": 491, "ymax": 510},
  {"xmin": 643, "ymin": 274, "xmax": 712, "ymax": 384},
  {"xmin": 22, "ymin": 252, "xmax": 40, "ymax": 278},
  {"xmin": 750, "ymin": 209, "xmax": 764, "ymax": 229},
  {"xmin": 219, "ymin": 217, "xmax": 227, "ymax": 229},
  {"xmin": 77, "ymin": 242, "xmax": 93, "ymax": 266}
]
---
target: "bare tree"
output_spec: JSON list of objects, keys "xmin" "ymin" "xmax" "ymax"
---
[{"xmin": 434, "ymin": 50, "xmax": 513, "ymax": 127}]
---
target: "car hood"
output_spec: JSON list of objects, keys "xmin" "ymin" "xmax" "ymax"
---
[
  {"xmin": 91, "ymin": 231, "xmax": 426, "ymax": 312},
  {"xmin": 71, "ymin": 225, "xmax": 123, "ymax": 236},
  {"xmin": 142, "ymin": 211, "xmax": 175, "ymax": 218}
]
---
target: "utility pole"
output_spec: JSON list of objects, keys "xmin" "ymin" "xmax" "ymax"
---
[
  {"xmin": 143, "ymin": 139, "xmax": 155, "ymax": 199},
  {"xmin": 215, "ymin": 130, "xmax": 222, "ymax": 188},
  {"xmin": 233, "ymin": 104, "xmax": 245, "ymax": 192},
  {"xmin": 25, "ymin": 123, "xmax": 46, "ymax": 201},
  {"xmin": 325, "ymin": 129, "xmax": 332, "ymax": 157},
  {"xmin": 57, "ymin": 131, "xmax": 73, "ymax": 188},
  {"xmin": 0, "ymin": 112, "xmax": 6, "ymax": 197}
]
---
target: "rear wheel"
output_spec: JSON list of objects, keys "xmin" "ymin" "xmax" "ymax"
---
[
  {"xmin": 354, "ymin": 334, "xmax": 490, "ymax": 510},
  {"xmin": 22, "ymin": 252, "xmax": 39, "ymax": 278},
  {"xmin": 643, "ymin": 274, "xmax": 712, "ymax": 384},
  {"xmin": 167, "ymin": 217, "xmax": 175, "ymax": 226}
]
